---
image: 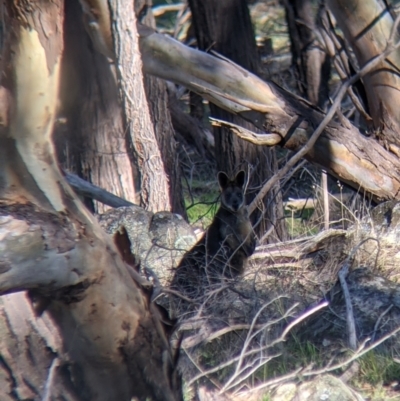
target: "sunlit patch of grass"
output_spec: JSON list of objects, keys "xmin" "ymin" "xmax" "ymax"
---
[
  {"xmin": 184, "ymin": 179, "xmax": 219, "ymax": 227},
  {"xmin": 248, "ymin": 336, "xmax": 323, "ymax": 387},
  {"xmin": 285, "ymin": 208, "xmax": 319, "ymax": 238},
  {"xmin": 353, "ymin": 351, "xmax": 400, "ymax": 387},
  {"xmin": 185, "ymin": 196, "xmax": 218, "ymax": 227}
]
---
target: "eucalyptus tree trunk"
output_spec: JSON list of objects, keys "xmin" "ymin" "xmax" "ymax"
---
[
  {"xmin": 108, "ymin": 0, "xmax": 172, "ymax": 212},
  {"xmin": 328, "ymin": 0, "xmax": 400, "ymax": 148},
  {"xmin": 0, "ymin": 1, "xmax": 182, "ymax": 400},
  {"xmin": 136, "ymin": 0, "xmax": 187, "ymax": 217},
  {"xmin": 60, "ymin": 0, "xmax": 183, "ymax": 215},
  {"xmin": 188, "ymin": 0, "xmax": 287, "ymax": 241},
  {"xmin": 284, "ymin": 0, "xmax": 330, "ymax": 107},
  {"xmin": 57, "ymin": 0, "xmax": 139, "ymax": 213}
]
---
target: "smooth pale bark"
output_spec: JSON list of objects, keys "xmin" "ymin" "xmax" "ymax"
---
[
  {"xmin": 0, "ymin": 2, "xmax": 181, "ymax": 400},
  {"xmin": 140, "ymin": 26, "xmax": 284, "ymax": 114},
  {"xmin": 328, "ymin": 0, "xmax": 400, "ymax": 146}
]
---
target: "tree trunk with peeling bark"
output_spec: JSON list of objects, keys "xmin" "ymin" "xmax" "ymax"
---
[
  {"xmin": 56, "ymin": 0, "xmax": 140, "ymax": 214},
  {"xmin": 284, "ymin": 0, "xmax": 330, "ymax": 107},
  {"xmin": 328, "ymin": 0, "xmax": 400, "ymax": 148},
  {"xmin": 0, "ymin": 1, "xmax": 182, "ymax": 400},
  {"xmin": 188, "ymin": 0, "xmax": 287, "ymax": 240}
]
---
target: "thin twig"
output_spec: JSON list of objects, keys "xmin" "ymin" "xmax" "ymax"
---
[
  {"xmin": 338, "ymin": 261, "xmax": 357, "ymax": 350},
  {"xmin": 372, "ymin": 304, "xmax": 393, "ymax": 342},
  {"xmin": 188, "ymin": 300, "xmax": 327, "ymax": 389},
  {"xmin": 338, "ymin": 237, "xmax": 381, "ymax": 349},
  {"xmin": 281, "ymin": 301, "xmax": 329, "ymax": 339}
]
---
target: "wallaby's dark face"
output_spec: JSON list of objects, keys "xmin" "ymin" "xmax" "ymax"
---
[{"xmin": 218, "ymin": 171, "xmax": 246, "ymax": 212}]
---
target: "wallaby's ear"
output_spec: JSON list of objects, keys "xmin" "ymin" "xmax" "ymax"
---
[
  {"xmin": 235, "ymin": 170, "xmax": 246, "ymax": 188},
  {"xmin": 217, "ymin": 171, "xmax": 229, "ymax": 189}
]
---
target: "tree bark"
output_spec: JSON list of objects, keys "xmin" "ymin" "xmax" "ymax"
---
[
  {"xmin": 55, "ymin": 2, "xmax": 400, "ymax": 203},
  {"xmin": 284, "ymin": 0, "xmax": 330, "ymax": 107},
  {"xmin": 135, "ymin": 1, "xmax": 187, "ymax": 217},
  {"xmin": 56, "ymin": 0, "xmax": 139, "ymax": 214},
  {"xmin": 0, "ymin": 2, "xmax": 182, "ymax": 400},
  {"xmin": 0, "ymin": 293, "xmax": 80, "ymax": 401},
  {"xmin": 107, "ymin": 0, "xmax": 172, "ymax": 213},
  {"xmin": 328, "ymin": 0, "xmax": 400, "ymax": 146},
  {"xmin": 188, "ymin": 0, "xmax": 287, "ymax": 240}
]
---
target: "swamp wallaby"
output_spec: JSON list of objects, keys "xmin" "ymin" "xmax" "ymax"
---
[
  {"xmin": 206, "ymin": 170, "xmax": 256, "ymax": 276},
  {"xmin": 170, "ymin": 171, "xmax": 256, "ymax": 306}
]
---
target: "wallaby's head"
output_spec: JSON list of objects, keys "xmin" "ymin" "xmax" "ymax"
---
[{"xmin": 218, "ymin": 171, "xmax": 246, "ymax": 212}]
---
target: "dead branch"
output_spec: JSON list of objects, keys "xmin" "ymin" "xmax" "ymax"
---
[
  {"xmin": 64, "ymin": 171, "xmax": 135, "ymax": 208},
  {"xmin": 182, "ymin": 323, "xmax": 265, "ymax": 349},
  {"xmin": 152, "ymin": 3, "xmax": 184, "ymax": 17},
  {"xmin": 139, "ymin": 24, "xmax": 400, "ymax": 202},
  {"xmin": 284, "ymin": 193, "xmax": 352, "ymax": 211},
  {"xmin": 251, "ymin": 228, "xmax": 346, "ymax": 261},
  {"xmin": 0, "ymin": 209, "xmax": 91, "ymax": 294},
  {"xmin": 186, "ymin": 300, "xmax": 328, "ymax": 390},
  {"xmin": 338, "ymin": 237, "xmax": 381, "ymax": 350},
  {"xmin": 372, "ymin": 304, "xmax": 393, "ymax": 342},
  {"xmin": 210, "ymin": 117, "xmax": 281, "ymax": 146},
  {"xmin": 249, "ymin": 324, "xmax": 400, "ymax": 394},
  {"xmin": 338, "ymin": 262, "xmax": 357, "ymax": 350}
]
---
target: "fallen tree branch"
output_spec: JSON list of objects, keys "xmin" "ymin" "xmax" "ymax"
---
[
  {"xmin": 0, "ymin": 208, "xmax": 87, "ymax": 294},
  {"xmin": 338, "ymin": 261, "xmax": 357, "ymax": 350},
  {"xmin": 210, "ymin": 117, "xmax": 281, "ymax": 146},
  {"xmin": 251, "ymin": 228, "xmax": 346, "ymax": 261},
  {"xmin": 152, "ymin": 3, "xmax": 184, "ymax": 17},
  {"xmin": 139, "ymin": 24, "xmax": 400, "ymax": 202},
  {"xmin": 64, "ymin": 171, "xmax": 135, "ymax": 208}
]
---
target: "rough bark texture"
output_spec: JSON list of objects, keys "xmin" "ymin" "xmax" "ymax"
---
[
  {"xmin": 56, "ymin": 0, "xmax": 139, "ymax": 213},
  {"xmin": 284, "ymin": 0, "xmax": 330, "ymax": 107},
  {"xmin": 0, "ymin": 293, "xmax": 79, "ymax": 401},
  {"xmin": 143, "ymin": 75, "xmax": 187, "ymax": 217},
  {"xmin": 188, "ymin": 0, "xmax": 287, "ymax": 241},
  {"xmin": 98, "ymin": 205, "xmax": 196, "ymax": 284},
  {"xmin": 108, "ymin": 0, "xmax": 172, "ymax": 213},
  {"xmin": 328, "ymin": 0, "xmax": 400, "ymax": 146},
  {"xmin": 136, "ymin": 1, "xmax": 187, "ymax": 218}
]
